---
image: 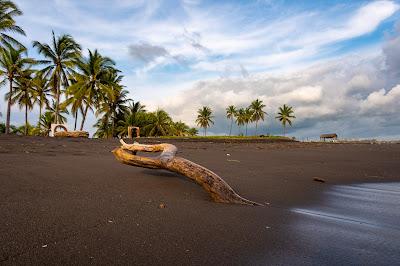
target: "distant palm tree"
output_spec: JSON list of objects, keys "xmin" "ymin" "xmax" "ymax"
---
[
  {"xmin": 173, "ymin": 121, "xmax": 190, "ymax": 136},
  {"xmin": 244, "ymin": 107, "xmax": 254, "ymax": 136},
  {"xmin": 188, "ymin": 127, "xmax": 198, "ymax": 136},
  {"xmin": 0, "ymin": 45, "xmax": 35, "ymax": 134},
  {"xmin": 0, "ymin": 0, "xmax": 25, "ymax": 49},
  {"xmin": 275, "ymin": 104, "xmax": 295, "ymax": 136},
  {"xmin": 226, "ymin": 105, "xmax": 236, "ymax": 136},
  {"xmin": 250, "ymin": 99, "xmax": 266, "ymax": 135},
  {"xmin": 144, "ymin": 109, "xmax": 172, "ymax": 136},
  {"xmin": 32, "ymin": 72, "xmax": 51, "ymax": 130},
  {"xmin": 235, "ymin": 108, "xmax": 245, "ymax": 135},
  {"xmin": 33, "ymin": 31, "xmax": 81, "ymax": 123},
  {"xmin": 196, "ymin": 106, "xmax": 214, "ymax": 136},
  {"xmin": 10, "ymin": 69, "xmax": 35, "ymax": 135}
]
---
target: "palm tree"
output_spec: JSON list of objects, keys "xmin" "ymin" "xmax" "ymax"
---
[
  {"xmin": 0, "ymin": 45, "xmax": 35, "ymax": 133},
  {"xmin": 32, "ymin": 71, "xmax": 51, "ymax": 130},
  {"xmin": 96, "ymin": 72, "xmax": 130, "ymax": 137},
  {"xmin": 33, "ymin": 31, "xmax": 81, "ymax": 123},
  {"xmin": 196, "ymin": 106, "xmax": 213, "ymax": 136},
  {"xmin": 115, "ymin": 101, "xmax": 146, "ymax": 137},
  {"xmin": 9, "ymin": 69, "xmax": 35, "ymax": 135},
  {"xmin": 144, "ymin": 109, "xmax": 172, "ymax": 136},
  {"xmin": 172, "ymin": 121, "xmax": 190, "ymax": 136},
  {"xmin": 235, "ymin": 108, "xmax": 245, "ymax": 135},
  {"xmin": 39, "ymin": 111, "xmax": 53, "ymax": 136},
  {"xmin": 67, "ymin": 49, "xmax": 116, "ymax": 130},
  {"xmin": 0, "ymin": 0, "xmax": 25, "ymax": 49},
  {"xmin": 188, "ymin": 127, "xmax": 198, "ymax": 136},
  {"xmin": 244, "ymin": 107, "xmax": 254, "ymax": 136},
  {"xmin": 46, "ymin": 100, "xmax": 68, "ymax": 125},
  {"xmin": 226, "ymin": 105, "xmax": 236, "ymax": 136},
  {"xmin": 275, "ymin": 104, "xmax": 295, "ymax": 136},
  {"xmin": 250, "ymin": 99, "xmax": 266, "ymax": 135}
]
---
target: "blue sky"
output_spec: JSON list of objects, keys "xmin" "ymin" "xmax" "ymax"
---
[{"xmin": 2, "ymin": 0, "xmax": 400, "ymax": 139}]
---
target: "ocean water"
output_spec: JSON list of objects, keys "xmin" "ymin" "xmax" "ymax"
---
[{"xmin": 286, "ymin": 183, "xmax": 400, "ymax": 265}]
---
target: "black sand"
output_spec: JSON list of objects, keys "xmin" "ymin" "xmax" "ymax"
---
[{"xmin": 0, "ymin": 135, "xmax": 399, "ymax": 265}]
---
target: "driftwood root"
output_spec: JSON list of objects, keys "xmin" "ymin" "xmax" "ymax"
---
[{"xmin": 112, "ymin": 140, "xmax": 261, "ymax": 206}]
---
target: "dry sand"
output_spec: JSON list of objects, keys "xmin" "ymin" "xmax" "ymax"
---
[{"xmin": 0, "ymin": 135, "xmax": 399, "ymax": 265}]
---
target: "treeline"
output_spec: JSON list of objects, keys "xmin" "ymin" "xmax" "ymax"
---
[
  {"xmin": 0, "ymin": 0, "xmax": 197, "ymax": 137},
  {"xmin": 196, "ymin": 100, "xmax": 296, "ymax": 136}
]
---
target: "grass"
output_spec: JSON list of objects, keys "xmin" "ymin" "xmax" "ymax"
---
[{"xmin": 153, "ymin": 135, "xmax": 293, "ymax": 140}]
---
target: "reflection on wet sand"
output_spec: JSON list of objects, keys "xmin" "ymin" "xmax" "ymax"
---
[{"xmin": 289, "ymin": 183, "xmax": 400, "ymax": 265}]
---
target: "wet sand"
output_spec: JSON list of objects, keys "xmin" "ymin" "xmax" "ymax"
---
[{"xmin": 0, "ymin": 135, "xmax": 399, "ymax": 265}]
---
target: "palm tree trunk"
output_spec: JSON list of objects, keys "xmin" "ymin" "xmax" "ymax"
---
[
  {"xmin": 5, "ymin": 78, "xmax": 13, "ymax": 134},
  {"xmin": 204, "ymin": 127, "xmax": 206, "ymax": 136},
  {"xmin": 112, "ymin": 110, "xmax": 116, "ymax": 138},
  {"xmin": 25, "ymin": 102, "xmax": 28, "ymax": 136},
  {"xmin": 80, "ymin": 104, "xmax": 89, "ymax": 131},
  {"xmin": 74, "ymin": 111, "xmax": 78, "ymax": 131},
  {"xmin": 229, "ymin": 118, "xmax": 233, "ymax": 136},
  {"xmin": 54, "ymin": 74, "xmax": 60, "ymax": 124},
  {"xmin": 38, "ymin": 100, "xmax": 42, "ymax": 130},
  {"xmin": 255, "ymin": 121, "xmax": 258, "ymax": 136},
  {"xmin": 283, "ymin": 124, "xmax": 286, "ymax": 136},
  {"xmin": 245, "ymin": 123, "xmax": 248, "ymax": 136}
]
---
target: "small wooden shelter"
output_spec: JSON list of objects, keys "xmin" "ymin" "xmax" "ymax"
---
[{"xmin": 320, "ymin": 133, "xmax": 338, "ymax": 141}]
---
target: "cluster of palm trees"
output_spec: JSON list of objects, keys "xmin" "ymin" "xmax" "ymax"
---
[
  {"xmin": 0, "ymin": 0, "xmax": 196, "ymax": 138},
  {"xmin": 196, "ymin": 99, "xmax": 296, "ymax": 136}
]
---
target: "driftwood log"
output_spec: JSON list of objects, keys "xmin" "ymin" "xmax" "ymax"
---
[
  {"xmin": 112, "ymin": 140, "xmax": 261, "ymax": 205},
  {"xmin": 54, "ymin": 131, "xmax": 89, "ymax": 138}
]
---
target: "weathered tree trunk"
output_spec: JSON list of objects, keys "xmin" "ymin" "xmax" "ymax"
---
[
  {"xmin": 113, "ymin": 140, "xmax": 261, "ymax": 206},
  {"xmin": 54, "ymin": 131, "xmax": 89, "ymax": 138}
]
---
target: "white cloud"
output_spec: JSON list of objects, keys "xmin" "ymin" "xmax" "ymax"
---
[{"xmin": 360, "ymin": 85, "xmax": 400, "ymax": 114}]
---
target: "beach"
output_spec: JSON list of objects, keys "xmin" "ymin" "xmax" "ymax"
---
[{"xmin": 0, "ymin": 135, "xmax": 399, "ymax": 265}]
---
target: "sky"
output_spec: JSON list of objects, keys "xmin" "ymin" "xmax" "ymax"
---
[{"xmin": 1, "ymin": 0, "xmax": 400, "ymax": 139}]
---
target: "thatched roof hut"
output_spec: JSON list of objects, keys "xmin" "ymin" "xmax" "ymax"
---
[{"xmin": 320, "ymin": 133, "xmax": 338, "ymax": 140}]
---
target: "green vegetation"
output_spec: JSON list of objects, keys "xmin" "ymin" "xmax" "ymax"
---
[
  {"xmin": 275, "ymin": 104, "xmax": 296, "ymax": 136},
  {"xmin": 196, "ymin": 106, "xmax": 214, "ymax": 136}
]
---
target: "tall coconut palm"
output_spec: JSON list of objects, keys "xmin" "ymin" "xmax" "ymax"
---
[
  {"xmin": 9, "ymin": 69, "xmax": 34, "ymax": 135},
  {"xmin": 67, "ymin": 49, "xmax": 116, "ymax": 130},
  {"xmin": 33, "ymin": 31, "xmax": 81, "ymax": 123},
  {"xmin": 275, "ymin": 104, "xmax": 295, "ymax": 136},
  {"xmin": 0, "ymin": 0, "xmax": 25, "ymax": 49},
  {"xmin": 244, "ymin": 107, "xmax": 254, "ymax": 136},
  {"xmin": 0, "ymin": 45, "xmax": 35, "ymax": 133},
  {"xmin": 32, "ymin": 71, "xmax": 51, "ymax": 130},
  {"xmin": 226, "ymin": 105, "xmax": 236, "ymax": 136},
  {"xmin": 196, "ymin": 106, "xmax": 213, "ymax": 136},
  {"xmin": 250, "ymin": 99, "xmax": 266, "ymax": 135}
]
